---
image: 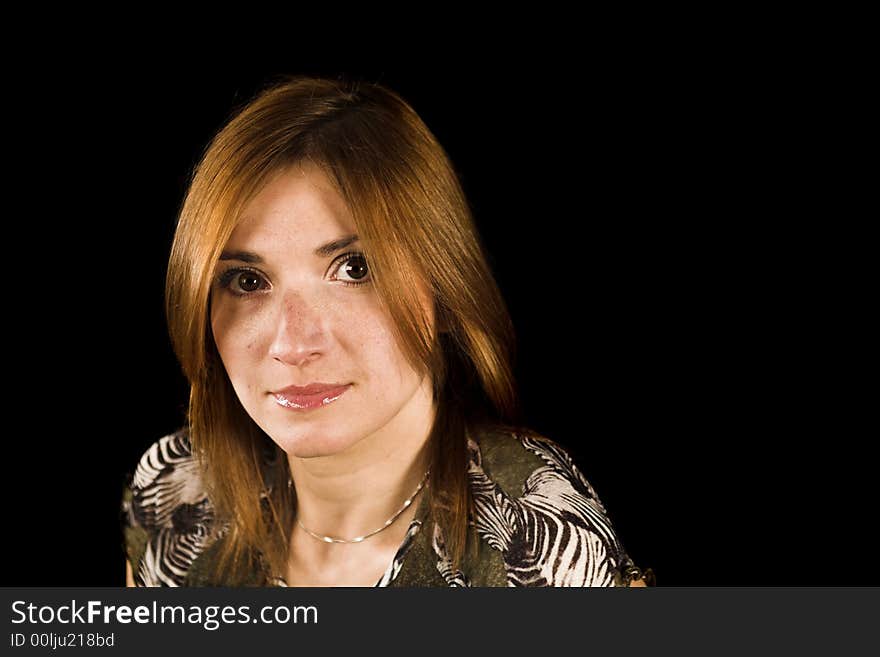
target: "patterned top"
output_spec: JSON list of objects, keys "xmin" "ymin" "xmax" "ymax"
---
[{"xmin": 120, "ymin": 425, "xmax": 655, "ymax": 587}]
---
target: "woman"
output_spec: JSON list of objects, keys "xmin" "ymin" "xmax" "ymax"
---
[{"xmin": 120, "ymin": 74, "xmax": 655, "ymax": 587}]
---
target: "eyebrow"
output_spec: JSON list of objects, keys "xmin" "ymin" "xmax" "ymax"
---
[{"xmin": 219, "ymin": 233, "xmax": 360, "ymax": 263}]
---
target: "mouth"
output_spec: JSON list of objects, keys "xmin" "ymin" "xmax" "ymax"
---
[{"xmin": 271, "ymin": 383, "xmax": 352, "ymax": 412}]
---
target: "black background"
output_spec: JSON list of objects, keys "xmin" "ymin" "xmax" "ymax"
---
[{"xmin": 5, "ymin": 59, "xmax": 871, "ymax": 587}]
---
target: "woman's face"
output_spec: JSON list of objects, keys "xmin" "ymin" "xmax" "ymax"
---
[{"xmin": 210, "ymin": 161, "xmax": 435, "ymax": 458}]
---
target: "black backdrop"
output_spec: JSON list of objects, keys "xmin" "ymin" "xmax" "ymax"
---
[{"xmin": 6, "ymin": 62, "xmax": 871, "ymax": 587}]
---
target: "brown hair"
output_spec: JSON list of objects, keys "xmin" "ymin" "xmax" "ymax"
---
[{"xmin": 165, "ymin": 74, "xmax": 522, "ymax": 584}]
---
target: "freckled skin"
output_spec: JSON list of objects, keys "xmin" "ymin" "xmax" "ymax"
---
[{"xmin": 209, "ymin": 161, "xmax": 436, "ymax": 465}]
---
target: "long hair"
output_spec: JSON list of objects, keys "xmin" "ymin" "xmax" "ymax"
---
[{"xmin": 165, "ymin": 74, "xmax": 522, "ymax": 584}]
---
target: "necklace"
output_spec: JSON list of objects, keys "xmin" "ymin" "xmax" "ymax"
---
[{"xmin": 290, "ymin": 467, "xmax": 431, "ymax": 544}]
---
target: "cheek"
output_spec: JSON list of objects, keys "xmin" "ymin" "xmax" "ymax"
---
[
  {"xmin": 357, "ymin": 315, "xmax": 414, "ymax": 385},
  {"xmin": 211, "ymin": 303, "xmax": 263, "ymax": 366}
]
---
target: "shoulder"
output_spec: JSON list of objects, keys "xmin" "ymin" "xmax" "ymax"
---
[
  {"xmin": 464, "ymin": 424, "xmax": 648, "ymax": 586},
  {"xmin": 467, "ymin": 424, "xmax": 606, "ymax": 507},
  {"xmin": 120, "ymin": 428, "xmax": 222, "ymax": 586},
  {"xmin": 466, "ymin": 423, "xmax": 611, "ymax": 521},
  {"xmin": 125, "ymin": 428, "xmax": 212, "ymax": 530}
]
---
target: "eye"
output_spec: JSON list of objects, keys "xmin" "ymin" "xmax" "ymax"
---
[
  {"xmin": 235, "ymin": 271, "xmax": 264, "ymax": 293},
  {"xmin": 331, "ymin": 251, "xmax": 371, "ymax": 287},
  {"xmin": 216, "ymin": 268, "xmax": 269, "ymax": 297}
]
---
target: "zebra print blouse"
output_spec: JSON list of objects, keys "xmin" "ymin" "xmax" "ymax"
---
[{"xmin": 120, "ymin": 425, "xmax": 654, "ymax": 587}]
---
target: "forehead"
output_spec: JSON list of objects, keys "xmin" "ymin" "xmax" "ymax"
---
[{"xmin": 229, "ymin": 161, "xmax": 354, "ymax": 248}]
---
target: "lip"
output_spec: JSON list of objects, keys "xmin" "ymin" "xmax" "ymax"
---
[{"xmin": 271, "ymin": 383, "xmax": 352, "ymax": 412}]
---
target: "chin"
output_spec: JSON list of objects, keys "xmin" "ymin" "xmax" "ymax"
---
[{"xmin": 271, "ymin": 427, "xmax": 358, "ymax": 459}]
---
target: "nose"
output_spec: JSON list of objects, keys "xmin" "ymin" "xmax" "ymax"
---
[{"xmin": 267, "ymin": 291, "xmax": 329, "ymax": 368}]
